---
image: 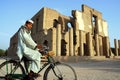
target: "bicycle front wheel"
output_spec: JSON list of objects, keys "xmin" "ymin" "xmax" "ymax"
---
[
  {"xmin": 43, "ymin": 62, "xmax": 77, "ymax": 80},
  {"xmin": 0, "ymin": 60, "xmax": 25, "ymax": 80}
]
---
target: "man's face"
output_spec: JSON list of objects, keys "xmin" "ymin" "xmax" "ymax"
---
[{"xmin": 26, "ymin": 23, "xmax": 33, "ymax": 30}]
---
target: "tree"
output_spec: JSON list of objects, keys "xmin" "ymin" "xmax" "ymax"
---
[{"xmin": 0, "ymin": 49, "xmax": 6, "ymax": 56}]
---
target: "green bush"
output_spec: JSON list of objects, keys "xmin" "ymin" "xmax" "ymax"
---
[{"xmin": 0, "ymin": 49, "xmax": 7, "ymax": 56}]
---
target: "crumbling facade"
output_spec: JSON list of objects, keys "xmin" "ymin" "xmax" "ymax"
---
[{"xmin": 8, "ymin": 4, "xmax": 113, "ymax": 58}]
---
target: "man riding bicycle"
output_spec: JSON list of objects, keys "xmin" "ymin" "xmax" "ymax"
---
[{"xmin": 16, "ymin": 19, "xmax": 42, "ymax": 78}]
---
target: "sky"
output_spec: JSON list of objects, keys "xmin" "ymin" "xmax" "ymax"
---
[{"xmin": 0, "ymin": 0, "xmax": 120, "ymax": 50}]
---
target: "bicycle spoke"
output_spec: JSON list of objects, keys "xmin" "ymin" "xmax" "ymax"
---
[
  {"xmin": 44, "ymin": 62, "xmax": 77, "ymax": 80},
  {"xmin": 0, "ymin": 68, "xmax": 6, "ymax": 76},
  {"xmin": 0, "ymin": 60, "xmax": 25, "ymax": 80}
]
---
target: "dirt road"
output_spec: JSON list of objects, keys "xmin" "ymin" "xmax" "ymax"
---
[{"xmin": 0, "ymin": 58, "xmax": 120, "ymax": 80}]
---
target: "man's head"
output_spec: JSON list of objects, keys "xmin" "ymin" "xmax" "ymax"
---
[{"xmin": 25, "ymin": 19, "xmax": 34, "ymax": 30}]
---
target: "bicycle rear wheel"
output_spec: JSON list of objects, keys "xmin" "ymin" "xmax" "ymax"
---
[
  {"xmin": 43, "ymin": 62, "xmax": 77, "ymax": 80},
  {"xmin": 0, "ymin": 60, "xmax": 25, "ymax": 80}
]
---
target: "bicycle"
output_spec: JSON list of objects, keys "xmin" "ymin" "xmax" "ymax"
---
[{"xmin": 0, "ymin": 45, "xmax": 77, "ymax": 80}]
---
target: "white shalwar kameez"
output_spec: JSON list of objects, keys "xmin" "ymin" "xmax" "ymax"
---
[{"xmin": 16, "ymin": 25, "xmax": 41, "ymax": 73}]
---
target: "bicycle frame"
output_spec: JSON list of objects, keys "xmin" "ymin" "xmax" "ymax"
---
[
  {"xmin": 0, "ymin": 55, "xmax": 77, "ymax": 80},
  {"xmin": 0, "ymin": 45, "xmax": 77, "ymax": 80},
  {"xmin": 38, "ymin": 56, "xmax": 58, "ymax": 73},
  {"xmin": 3, "ymin": 55, "xmax": 58, "ymax": 79}
]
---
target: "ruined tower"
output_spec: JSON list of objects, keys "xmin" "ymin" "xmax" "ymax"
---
[{"xmin": 8, "ymin": 4, "xmax": 112, "ymax": 58}]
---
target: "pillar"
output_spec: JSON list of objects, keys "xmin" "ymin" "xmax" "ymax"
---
[
  {"xmin": 87, "ymin": 32, "xmax": 93, "ymax": 56},
  {"xmin": 69, "ymin": 28, "xmax": 74, "ymax": 56},
  {"xmin": 114, "ymin": 39, "xmax": 118, "ymax": 56},
  {"xmin": 118, "ymin": 40, "xmax": 120, "ymax": 48},
  {"xmin": 51, "ymin": 28, "xmax": 57, "ymax": 56},
  {"xmin": 56, "ymin": 24, "xmax": 61, "ymax": 56},
  {"xmin": 79, "ymin": 30, "xmax": 84, "ymax": 56},
  {"xmin": 95, "ymin": 34, "xmax": 99, "ymax": 56},
  {"xmin": 99, "ymin": 37, "xmax": 103, "ymax": 56},
  {"xmin": 103, "ymin": 37, "xmax": 110, "ymax": 57},
  {"xmin": 118, "ymin": 40, "xmax": 120, "ymax": 56}
]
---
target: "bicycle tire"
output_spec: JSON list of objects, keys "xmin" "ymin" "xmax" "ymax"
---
[
  {"xmin": 43, "ymin": 62, "xmax": 77, "ymax": 80},
  {"xmin": 0, "ymin": 60, "xmax": 25, "ymax": 80}
]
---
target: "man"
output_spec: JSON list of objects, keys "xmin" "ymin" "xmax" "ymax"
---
[{"xmin": 17, "ymin": 19, "xmax": 41, "ymax": 77}]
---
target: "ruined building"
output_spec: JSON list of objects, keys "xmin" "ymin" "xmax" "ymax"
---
[{"xmin": 8, "ymin": 4, "xmax": 113, "ymax": 58}]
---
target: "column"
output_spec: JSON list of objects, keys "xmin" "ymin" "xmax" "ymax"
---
[
  {"xmin": 114, "ymin": 39, "xmax": 118, "ymax": 56},
  {"xmin": 106, "ymin": 37, "xmax": 110, "ymax": 57},
  {"xmin": 69, "ymin": 28, "xmax": 74, "ymax": 56},
  {"xmin": 99, "ymin": 37, "xmax": 103, "ymax": 56},
  {"xmin": 51, "ymin": 28, "xmax": 56, "ymax": 56},
  {"xmin": 118, "ymin": 40, "xmax": 120, "ymax": 56},
  {"xmin": 95, "ymin": 34, "xmax": 99, "ymax": 56},
  {"xmin": 56, "ymin": 24, "xmax": 61, "ymax": 56},
  {"xmin": 79, "ymin": 30, "xmax": 84, "ymax": 56},
  {"xmin": 87, "ymin": 32, "xmax": 93, "ymax": 56}
]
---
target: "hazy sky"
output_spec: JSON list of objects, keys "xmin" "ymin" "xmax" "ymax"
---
[{"xmin": 0, "ymin": 0, "xmax": 120, "ymax": 50}]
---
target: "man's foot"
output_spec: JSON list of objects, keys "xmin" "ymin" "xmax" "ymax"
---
[{"xmin": 28, "ymin": 71, "xmax": 41, "ymax": 78}]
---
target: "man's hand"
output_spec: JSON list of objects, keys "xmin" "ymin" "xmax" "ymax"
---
[
  {"xmin": 39, "ymin": 49, "xmax": 45, "ymax": 55},
  {"xmin": 36, "ymin": 44, "xmax": 42, "ymax": 49}
]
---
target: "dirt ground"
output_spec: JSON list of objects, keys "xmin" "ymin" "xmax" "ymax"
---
[{"xmin": 0, "ymin": 58, "xmax": 120, "ymax": 80}]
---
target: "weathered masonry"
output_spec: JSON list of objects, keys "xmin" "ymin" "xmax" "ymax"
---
[{"xmin": 8, "ymin": 4, "xmax": 114, "ymax": 58}]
